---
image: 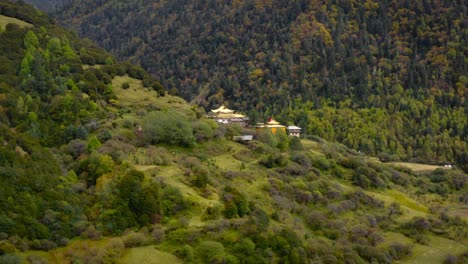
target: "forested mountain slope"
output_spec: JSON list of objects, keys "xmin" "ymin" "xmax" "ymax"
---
[
  {"xmin": 0, "ymin": 2, "xmax": 467, "ymax": 263},
  {"xmin": 52, "ymin": 0, "xmax": 468, "ymax": 169},
  {"xmin": 15, "ymin": 0, "xmax": 69, "ymax": 12}
]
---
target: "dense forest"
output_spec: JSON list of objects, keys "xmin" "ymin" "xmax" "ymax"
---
[
  {"xmin": 15, "ymin": 0, "xmax": 69, "ymax": 12},
  {"xmin": 50, "ymin": 0, "xmax": 468, "ymax": 169},
  {"xmin": 0, "ymin": 1, "xmax": 467, "ymax": 263}
]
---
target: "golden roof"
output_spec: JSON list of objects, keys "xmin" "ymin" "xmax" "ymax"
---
[{"xmin": 211, "ymin": 105, "xmax": 234, "ymax": 114}]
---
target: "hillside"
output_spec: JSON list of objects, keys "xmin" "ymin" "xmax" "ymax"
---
[
  {"xmin": 14, "ymin": 0, "xmax": 69, "ymax": 12},
  {"xmin": 50, "ymin": 0, "xmax": 468, "ymax": 169},
  {"xmin": 0, "ymin": 1, "xmax": 467, "ymax": 264}
]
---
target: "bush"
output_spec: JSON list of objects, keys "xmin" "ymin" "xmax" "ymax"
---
[
  {"xmin": 0, "ymin": 241, "xmax": 17, "ymax": 255},
  {"xmin": 152, "ymin": 226, "xmax": 165, "ymax": 242},
  {"xmin": 121, "ymin": 82, "xmax": 130, "ymax": 89},
  {"xmin": 122, "ymin": 231, "xmax": 147, "ymax": 247},
  {"xmin": 224, "ymin": 124, "xmax": 242, "ymax": 139},
  {"xmin": 443, "ymin": 255, "xmax": 458, "ymax": 264},
  {"xmin": 339, "ymin": 157, "xmax": 362, "ymax": 169},
  {"xmin": 176, "ymin": 244, "xmax": 194, "ymax": 262},
  {"xmin": 256, "ymin": 129, "xmax": 278, "ymax": 148},
  {"xmin": 0, "ymin": 254, "xmax": 21, "ymax": 264},
  {"xmin": 377, "ymin": 152, "xmax": 399, "ymax": 162},
  {"xmin": 82, "ymin": 225, "xmax": 102, "ymax": 240},
  {"xmin": 197, "ymin": 241, "xmax": 225, "ymax": 262},
  {"xmin": 260, "ymin": 153, "xmax": 288, "ymax": 168},
  {"xmin": 143, "ymin": 111, "xmax": 195, "ymax": 147},
  {"xmin": 201, "ymin": 205, "xmax": 222, "ymax": 221},
  {"xmin": 313, "ymin": 157, "xmax": 331, "ymax": 170},
  {"xmin": 192, "ymin": 120, "xmax": 214, "ymax": 142},
  {"xmin": 389, "ymin": 242, "xmax": 412, "ymax": 260},
  {"xmin": 30, "ymin": 239, "xmax": 57, "ymax": 251},
  {"xmin": 160, "ymin": 186, "xmax": 186, "ymax": 216},
  {"xmin": 289, "ymin": 137, "xmax": 303, "ymax": 150},
  {"xmin": 102, "ymin": 238, "xmax": 125, "ymax": 262},
  {"xmin": 27, "ymin": 254, "xmax": 48, "ymax": 264}
]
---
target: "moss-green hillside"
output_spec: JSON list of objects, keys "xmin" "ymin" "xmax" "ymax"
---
[
  {"xmin": 0, "ymin": 2, "xmax": 466, "ymax": 264},
  {"xmin": 0, "ymin": 14, "xmax": 33, "ymax": 29},
  {"xmin": 52, "ymin": 0, "xmax": 468, "ymax": 171}
]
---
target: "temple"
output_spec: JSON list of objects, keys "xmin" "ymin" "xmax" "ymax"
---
[
  {"xmin": 256, "ymin": 118, "xmax": 302, "ymax": 137},
  {"xmin": 208, "ymin": 105, "xmax": 249, "ymax": 127},
  {"xmin": 255, "ymin": 118, "xmax": 286, "ymax": 134}
]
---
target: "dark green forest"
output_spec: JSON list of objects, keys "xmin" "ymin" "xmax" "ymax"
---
[
  {"xmin": 0, "ymin": 1, "xmax": 467, "ymax": 263},
  {"xmin": 15, "ymin": 0, "xmax": 69, "ymax": 12},
  {"xmin": 52, "ymin": 0, "xmax": 467, "ymax": 169}
]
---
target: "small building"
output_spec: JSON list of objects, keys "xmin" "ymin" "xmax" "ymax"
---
[
  {"xmin": 287, "ymin": 126, "xmax": 302, "ymax": 137},
  {"xmin": 233, "ymin": 135, "xmax": 253, "ymax": 142},
  {"xmin": 255, "ymin": 118, "xmax": 286, "ymax": 134},
  {"xmin": 208, "ymin": 105, "xmax": 249, "ymax": 127}
]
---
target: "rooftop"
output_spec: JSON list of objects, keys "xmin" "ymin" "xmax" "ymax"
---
[{"xmin": 211, "ymin": 105, "xmax": 235, "ymax": 114}]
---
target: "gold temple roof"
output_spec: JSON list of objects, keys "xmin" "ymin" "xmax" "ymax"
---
[{"xmin": 211, "ymin": 105, "xmax": 235, "ymax": 114}]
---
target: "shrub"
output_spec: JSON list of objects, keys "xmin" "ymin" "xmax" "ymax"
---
[
  {"xmin": 0, "ymin": 254, "xmax": 21, "ymax": 264},
  {"xmin": 151, "ymin": 226, "xmax": 165, "ymax": 242},
  {"xmin": 224, "ymin": 124, "xmax": 242, "ymax": 139},
  {"xmin": 289, "ymin": 137, "xmax": 303, "ymax": 150},
  {"xmin": 143, "ymin": 111, "xmax": 195, "ymax": 147},
  {"xmin": 377, "ymin": 152, "xmax": 399, "ymax": 162},
  {"xmin": 122, "ymin": 231, "xmax": 147, "ymax": 247},
  {"xmin": 176, "ymin": 244, "xmax": 194, "ymax": 262},
  {"xmin": 0, "ymin": 241, "xmax": 17, "ymax": 255},
  {"xmin": 197, "ymin": 241, "xmax": 225, "ymax": 262},
  {"xmin": 388, "ymin": 242, "xmax": 412, "ymax": 260},
  {"xmin": 313, "ymin": 157, "xmax": 331, "ymax": 170},
  {"xmin": 81, "ymin": 225, "xmax": 102, "ymax": 240},
  {"xmin": 306, "ymin": 211, "xmax": 327, "ymax": 231},
  {"xmin": 121, "ymin": 82, "xmax": 130, "ymax": 89},
  {"xmin": 260, "ymin": 153, "xmax": 288, "ymax": 168},
  {"xmin": 192, "ymin": 120, "xmax": 214, "ymax": 142},
  {"xmin": 256, "ymin": 129, "xmax": 278, "ymax": 148},
  {"xmin": 339, "ymin": 157, "xmax": 362, "ymax": 169},
  {"xmin": 30, "ymin": 239, "xmax": 57, "ymax": 250},
  {"xmin": 160, "ymin": 186, "xmax": 186, "ymax": 216},
  {"xmin": 203, "ymin": 204, "xmax": 223, "ymax": 221},
  {"xmin": 276, "ymin": 130, "xmax": 289, "ymax": 151},
  {"xmin": 102, "ymin": 238, "xmax": 125, "ymax": 262},
  {"xmin": 27, "ymin": 254, "xmax": 48, "ymax": 264},
  {"xmin": 443, "ymin": 255, "xmax": 458, "ymax": 264},
  {"xmin": 224, "ymin": 199, "xmax": 238, "ymax": 219},
  {"xmin": 87, "ymin": 135, "xmax": 101, "ymax": 153}
]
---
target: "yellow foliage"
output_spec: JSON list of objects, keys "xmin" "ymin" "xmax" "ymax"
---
[{"xmin": 250, "ymin": 68, "xmax": 264, "ymax": 78}]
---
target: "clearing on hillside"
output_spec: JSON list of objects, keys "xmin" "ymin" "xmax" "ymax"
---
[
  {"xmin": 382, "ymin": 232, "xmax": 468, "ymax": 264},
  {"xmin": 387, "ymin": 162, "xmax": 448, "ymax": 172},
  {"xmin": 112, "ymin": 75, "xmax": 192, "ymax": 115},
  {"xmin": 119, "ymin": 246, "xmax": 182, "ymax": 264},
  {"xmin": 0, "ymin": 14, "xmax": 33, "ymax": 28}
]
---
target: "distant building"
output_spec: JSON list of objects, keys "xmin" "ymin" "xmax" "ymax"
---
[
  {"xmin": 255, "ymin": 118, "xmax": 286, "ymax": 134},
  {"xmin": 233, "ymin": 135, "xmax": 253, "ymax": 142},
  {"xmin": 287, "ymin": 126, "xmax": 302, "ymax": 137},
  {"xmin": 208, "ymin": 105, "xmax": 249, "ymax": 127}
]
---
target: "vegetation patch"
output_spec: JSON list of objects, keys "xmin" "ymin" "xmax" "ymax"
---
[
  {"xmin": 388, "ymin": 162, "xmax": 448, "ymax": 173},
  {"xmin": 402, "ymin": 235, "xmax": 468, "ymax": 264},
  {"xmin": 0, "ymin": 14, "xmax": 32, "ymax": 28},
  {"xmin": 119, "ymin": 245, "xmax": 182, "ymax": 264}
]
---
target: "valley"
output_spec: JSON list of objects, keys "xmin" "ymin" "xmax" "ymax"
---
[{"xmin": 0, "ymin": 1, "xmax": 466, "ymax": 264}]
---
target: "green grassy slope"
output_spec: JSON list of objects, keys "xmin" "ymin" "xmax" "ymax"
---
[
  {"xmin": 13, "ymin": 73, "xmax": 467, "ymax": 263},
  {"xmin": 1, "ymin": 2, "xmax": 466, "ymax": 264},
  {"xmin": 52, "ymin": 0, "xmax": 468, "ymax": 171},
  {"xmin": 100, "ymin": 76, "xmax": 468, "ymax": 263},
  {"xmin": 0, "ymin": 14, "xmax": 33, "ymax": 28}
]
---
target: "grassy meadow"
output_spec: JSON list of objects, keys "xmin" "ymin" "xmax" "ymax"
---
[{"xmin": 0, "ymin": 14, "xmax": 32, "ymax": 29}]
